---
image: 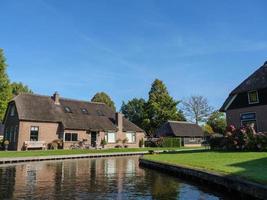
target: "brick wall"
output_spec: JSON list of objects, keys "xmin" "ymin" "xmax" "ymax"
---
[
  {"xmin": 226, "ymin": 105, "xmax": 267, "ymax": 132},
  {"xmin": 18, "ymin": 121, "xmax": 59, "ymax": 151}
]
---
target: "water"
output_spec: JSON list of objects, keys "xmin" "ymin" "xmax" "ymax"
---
[{"xmin": 0, "ymin": 156, "xmax": 230, "ymax": 200}]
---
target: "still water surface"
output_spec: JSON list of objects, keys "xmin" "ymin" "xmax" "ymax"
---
[{"xmin": 0, "ymin": 156, "xmax": 230, "ymax": 200}]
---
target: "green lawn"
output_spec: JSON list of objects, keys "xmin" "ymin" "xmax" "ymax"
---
[
  {"xmin": 143, "ymin": 150, "xmax": 267, "ymax": 185},
  {"xmin": 0, "ymin": 147, "xmax": 203, "ymax": 158}
]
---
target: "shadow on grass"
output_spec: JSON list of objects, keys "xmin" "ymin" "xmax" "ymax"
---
[{"xmin": 227, "ymin": 157, "xmax": 267, "ymax": 185}]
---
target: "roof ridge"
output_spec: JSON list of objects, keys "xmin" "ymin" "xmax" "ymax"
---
[{"xmin": 15, "ymin": 93, "xmax": 106, "ymax": 105}]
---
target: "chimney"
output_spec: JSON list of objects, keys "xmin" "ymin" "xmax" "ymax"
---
[
  {"xmin": 52, "ymin": 92, "xmax": 60, "ymax": 105},
  {"xmin": 115, "ymin": 112, "xmax": 123, "ymax": 132}
]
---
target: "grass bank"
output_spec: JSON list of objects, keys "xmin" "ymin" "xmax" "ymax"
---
[
  {"xmin": 0, "ymin": 147, "xmax": 203, "ymax": 158},
  {"xmin": 143, "ymin": 151, "xmax": 267, "ymax": 185}
]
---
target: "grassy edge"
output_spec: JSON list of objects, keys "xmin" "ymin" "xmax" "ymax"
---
[
  {"xmin": 0, "ymin": 147, "xmax": 204, "ymax": 158},
  {"xmin": 142, "ymin": 155, "xmax": 267, "ymax": 185}
]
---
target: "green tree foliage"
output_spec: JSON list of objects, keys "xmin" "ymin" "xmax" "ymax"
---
[
  {"xmin": 121, "ymin": 98, "xmax": 146, "ymax": 129},
  {"xmin": 11, "ymin": 82, "xmax": 33, "ymax": 97},
  {"xmin": 91, "ymin": 92, "xmax": 116, "ymax": 111},
  {"xmin": 202, "ymin": 124, "xmax": 214, "ymax": 135},
  {"xmin": 207, "ymin": 111, "xmax": 226, "ymax": 134},
  {"xmin": 0, "ymin": 49, "xmax": 12, "ymax": 121},
  {"xmin": 145, "ymin": 79, "xmax": 186, "ymax": 134}
]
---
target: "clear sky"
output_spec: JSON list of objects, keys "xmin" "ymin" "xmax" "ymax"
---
[{"xmin": 1, "ymin": 0, "xmax": 267, "ymax": 110}]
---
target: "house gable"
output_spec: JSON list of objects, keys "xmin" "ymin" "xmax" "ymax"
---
[{"xmin": 226, "ymin": 88, "xmax": 267, "ymax": 110}]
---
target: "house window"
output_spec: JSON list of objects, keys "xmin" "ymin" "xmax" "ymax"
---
[
  {"xmin": 30, "ymin": 126, "xmax": 39, "ymax": 141},
  {"xmin": 81, "ymin": 108, "xmax": 89, "ymax": 114},
  {"xmin": 64, "ymin": 106, "xmax": 72, "ymax": 113},
  {"xmin": 65, "ymin": 133, "xmax": 78, "ymax": 141},
  {"xmin": 126, "ymin": 132, "xmax": 136, "ymax": 143},
  {"xmin": 105, "ymin": 132, "xmax": 116, "ymax": 143},
  {"xmin": 241, "ymin": 113, "xmax": 257, "ymax": 131},
  {"xmin": 189, "ymin": 137, "xmax": 196, "ymax": 142},
  {"xmin": 248, "ymin": 91, "xmax": 259, "ymax": 104},
  {"xmin": 10, "ymin": 105, "xmax": 15, "ymax": 116}
]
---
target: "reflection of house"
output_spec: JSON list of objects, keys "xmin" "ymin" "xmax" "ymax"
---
[
  {"xmin": 0, "ymin": 124, "xmax": 4, "ymax": 140},
  {"xmin": 3, "ymin": 92, "xmax": 145, "ymax": 150},
  {"xmin": 155, "ymin": 121, "xmax": 204, "ymax": 147},
  {"xmin": 220, "ymin": 61, "xmax": 267, "ymax": 132}
]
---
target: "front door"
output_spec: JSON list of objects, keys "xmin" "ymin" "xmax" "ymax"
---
[{"xmin": 91, "ymin": 132, "xmax": 97, "ymax": 147}]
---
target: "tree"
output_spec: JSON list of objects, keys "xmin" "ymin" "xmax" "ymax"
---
[
  {"xmin": 202, "ymin": 124, "xmax": 214, "ymax": 135},
  {"xmin": 0, "ymin": 49, "xmax": 12, "ymax": 121},
  {"xmin": 10, "ymin": 82, "xmax": 33, "ymax": 97},
  {"xmin": 121, "ymin": 98, "xmax": 146, "ymax": 129},
  {"xmin": 91, "ymin": 92, "xmax": 116, "ymax": 111},
  {"xmin": 207, "ymin": 111, "xmax": 226, "ymax": 134},
  {"xmin": 182, "ymin": 95, "xmax": 213, "ymax": 125},
  {"xmin": 145, "ymin": 79, "xmax": 186, "ymax": 135}
]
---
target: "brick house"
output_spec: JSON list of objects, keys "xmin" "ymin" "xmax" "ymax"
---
[
  {"xmin": 155, "ymin": 121, "xmax": 204, "ymax": 147},
  {"xmin": 3, "ymin": 92, "xmax": 145, "ymax": 150},
  {"xmin": 220, "ymin": 61, "xmax": 267, "ymax": 132}
]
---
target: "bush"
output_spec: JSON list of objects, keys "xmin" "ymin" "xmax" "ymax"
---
[
  {"xmin": 145, "ymin": 137, "xmax": 181, "ymax": 147},
  {"xmin": 161, "ymin": 137, "xmax": 181, "ymax": 147},
  {"xmin": 209, "ymin": 125, "xmax": 267, "ymax": 151}
]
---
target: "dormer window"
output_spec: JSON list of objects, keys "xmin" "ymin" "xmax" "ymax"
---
[
  {"xmin": 97, "ymin": 110, "xmax": 104, "ymax": 116},
  {"xmin": 64, "ymin": 106, "xmax": 72, "ymax": 113},
  {"xmin": 81, "ymin": 108, "xmax": 89, "ymax": 114},
  {"xmin": 248, "ymin": 91, "xmax": 259, "ymax": 104}
]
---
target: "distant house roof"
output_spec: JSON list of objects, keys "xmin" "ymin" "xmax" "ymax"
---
[
  {"xmin": 0, "ymin": 124, "xmax": 4, "ymax": 136},
  {"xmin": 220, "ymin": 61, "xmax": 267, "ymax": 111},
  {"xmin": 155, "ymin": 121, "xmax": 204, "ymax": 137},
  {"xmin": 5, "ymin": 93, "xmax": 144, "ymax": 132}
]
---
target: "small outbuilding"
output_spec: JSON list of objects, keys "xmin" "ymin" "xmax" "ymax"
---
[{"xmin": 155, "ymin": 121, "xmax": 204, "ymax": 147}]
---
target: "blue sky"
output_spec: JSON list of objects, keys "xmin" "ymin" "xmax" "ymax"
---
[{"xmin": 1, "ymin": 0, "xmax": 267, "ymax": 110}]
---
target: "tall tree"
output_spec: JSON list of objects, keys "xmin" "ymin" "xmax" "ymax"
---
[
  {"xmin": 11, "ymin": 82, "xmax": 33, "ymax": 97},
  {"xmin": 121, "ymin": 98, "xmax": 146, "ymax": 129},
  {"xmin": 182, "ymin": 95, "xmax": 213, "ymax": 125},
  {"xmin": 207, "ymin": 111, "xmax": 226, "ymax": 134},
  {"xmin": 91, "ymin": 92, "xmax": 116, "ymax": 111},
  {"xmin": 0, "ymin": 49, "xmax": 12, "ymax": 121},
  {"xmin": 145, "ymin": 79, "xmax": 186, "ymax": 135}
]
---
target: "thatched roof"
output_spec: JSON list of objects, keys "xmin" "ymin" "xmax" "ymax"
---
[
  {"xmin": 155, "ymin": 121, "xmax": 204, "ymax": 137},
  {"xmin": 230, "ymin": 61, "xmax": 267, "ymax": 95},
  {"xmin": 220, "ymin": 61, "xmax": 267, "ymax": 111},
  {"xmin": 9, "ymin": 93, "xmax": 144, "ymax": 132}
]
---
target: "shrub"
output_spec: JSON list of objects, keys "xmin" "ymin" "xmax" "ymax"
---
[
  {"xmin": 144, "ymin": 137, "xmax": 180, "ymax": 147},
  {"xmin": 139, "ymin": 138, "xmax": 144, "ymax": 147},
  {"xmin": 209, "ymin": 125, "xmax": 267, "ymax": 151},
  {"xmin": 161, "ymin": 137, "xmax": 181, "ymax": 147}
]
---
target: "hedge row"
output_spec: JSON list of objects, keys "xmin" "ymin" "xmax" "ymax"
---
[{"xmin": 145, "ymin": 137, "xmax": 181, "ymax": 148}]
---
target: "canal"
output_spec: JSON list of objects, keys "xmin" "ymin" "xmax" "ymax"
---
[{"xmin": 0, "ymin": 156, "xmax": 230, "ymax": 200}]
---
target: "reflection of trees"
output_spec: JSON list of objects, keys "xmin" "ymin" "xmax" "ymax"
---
[
  {"xmin": 0, "ymin": 166, "xmax": 16, "ymax": 199},
  {"xmin": 145, "ymin": 169, "xmax": 180, "ymax": 200}
]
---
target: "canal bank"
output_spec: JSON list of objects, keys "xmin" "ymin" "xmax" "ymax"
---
[
  {"xmin": 139, "ymin": 158, "xmax": 267, "ymax": 200},
  {"xmin": 0, "ymin": 151, "xmax": 148, "ymax": 164}
]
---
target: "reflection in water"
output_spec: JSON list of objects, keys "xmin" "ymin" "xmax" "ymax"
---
[{"xmin": 0, "ymin": 156, "xmax": 229, "ymax": 200}]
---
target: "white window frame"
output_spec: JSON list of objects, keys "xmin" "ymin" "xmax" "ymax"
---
[
  {"xmin": 240, "ymin": 112, "xmax": 258, "ymax": 130},
  {"xmin": 126, "ymin": 132, "xmax": 136, "ymax": 143},
  {"xmin": 105, "ymin": 132, "xmax": 116, "ymax": 143},
  {"xmin": 248, "ymin": 90, "xmax": 259, "ymax": 104},
  {"xmin": 189, "ymin": 137, "xmax": 196, "ymax": 142}
]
